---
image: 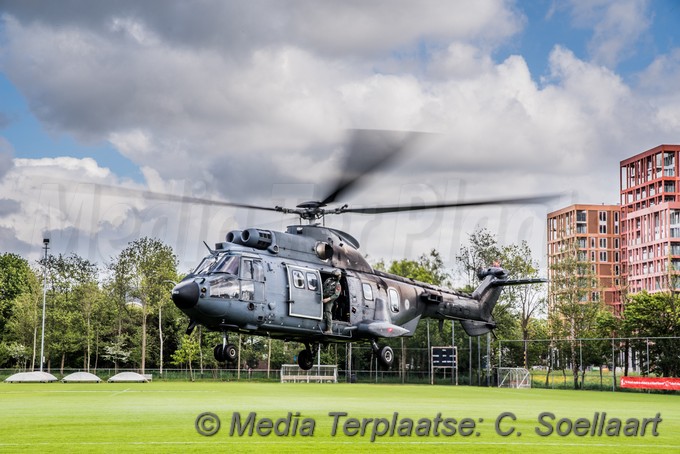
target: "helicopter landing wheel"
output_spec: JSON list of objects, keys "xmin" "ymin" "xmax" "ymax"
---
[
  {"xmin": 214, "ymin": 343, "xmax": 238, "ymax": 363},
  {"xmin": 213, "ymin": 344, "xmax": 225, "ymax": 362},
  {"xmin": 297, "ymin": 349, "xmax": 314, "ymax": 370},
  {"xmin": 378, "ymin": 345, "xmax": 394, "ymax": 368},
  {"xmin": 223, "ymin": 343, "xmax": 237, "ymax": 362}
]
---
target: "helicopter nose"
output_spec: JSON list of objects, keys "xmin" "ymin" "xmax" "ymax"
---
[{"xmin": 172, "ymin": 280, "xmax": 200, "ymax": 309}]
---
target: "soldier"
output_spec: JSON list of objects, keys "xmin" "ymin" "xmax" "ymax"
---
[{"xmin": 322, "ymin": 269, "xmax": 342, "ymax": 333}]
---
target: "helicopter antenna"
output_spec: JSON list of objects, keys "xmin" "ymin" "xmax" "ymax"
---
[{"xmin": 203, "ymin": 241, "xmax": 216, "ymax": 255}]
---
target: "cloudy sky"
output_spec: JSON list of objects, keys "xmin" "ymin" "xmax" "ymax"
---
[{"xmin": 1, "ymin": 0, "xmax": 679, "ymax": 276}]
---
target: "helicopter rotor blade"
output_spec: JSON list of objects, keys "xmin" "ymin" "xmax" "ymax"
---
[
  {"xmin": 338, "ymin": 194, "xmax": 560, "ymax": 215},
  {"xmin": 56, "ymin": 181, "xmax": 281, "ymax": 213},
  {"xmin": 320, "ymin": 129, "xmax": 425, "ymax": 205}
]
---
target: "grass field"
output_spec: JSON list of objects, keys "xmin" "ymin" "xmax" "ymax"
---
[{"xmin": 0, "ymin": 381, "xmax": 678, "ymax": 453}]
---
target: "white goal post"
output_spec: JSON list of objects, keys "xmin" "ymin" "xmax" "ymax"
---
[
  {"xmin": 280, "ymin": 364, "xmax": 338, "ymax": 383},
  {"xmin": 497, "ymin": 367, "xmax": 531, "ymax": 388}
]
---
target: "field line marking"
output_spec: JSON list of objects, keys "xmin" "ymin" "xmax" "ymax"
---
[{"xmin": 110, "ymin": 388, "xmax": 131, "ymax": 396}]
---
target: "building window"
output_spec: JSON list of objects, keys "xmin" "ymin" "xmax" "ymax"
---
[
  {"xmin": 600, "ymin": 251, "xmax": 608, "ymax": 262},
  {"xmin": 577, "ymin": 210, "xmax": 586, "ymax": 222},
  {"xmin": 599, "ymin": 238, "xmax": 607, "ymax": 249},
  {"xmin": 664, "ymin": 152, "xmax": 675, "ymax": 176},
  {"xmin": 671, "ymin": 210, "xmax": 680, "ymax": 238}
]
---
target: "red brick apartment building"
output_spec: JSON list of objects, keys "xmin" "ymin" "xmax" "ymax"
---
[
  {"xmin": 547, "ymin": 204, "xmax": 622, "ymax": 315},
  {"xmin": 621, "ymin": 144, "xmax": 680, "ymax": 295},
  {"xmin": 547, "ymin": 144, "xmax": 680, "ymax": 317}
]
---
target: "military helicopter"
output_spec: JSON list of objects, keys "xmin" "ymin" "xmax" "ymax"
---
[{"xmin": 164, "ymin": 130, "xmax": 550, "ymax": 370}]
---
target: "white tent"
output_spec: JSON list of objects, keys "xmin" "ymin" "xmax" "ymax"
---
[
  {"xmin": 4, "ymin": 371, "xmax": 58, "ymax": 383},
  {"xmin": 107, "ymin": 372, "xmax": 148, "ymax": 383},
  {"xmin": 62, "ymin": 371, "xmax": 102, "ymax": 383}
]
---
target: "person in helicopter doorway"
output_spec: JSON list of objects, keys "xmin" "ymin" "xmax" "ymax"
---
[{"xmin": 322, "ymin": 269, "xmax": 342, "ymax": 334}]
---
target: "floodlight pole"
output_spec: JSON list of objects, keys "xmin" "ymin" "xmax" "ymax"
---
[{"xmin": 39, "ymin": 238, "xmax": 49, "ymax": 372}]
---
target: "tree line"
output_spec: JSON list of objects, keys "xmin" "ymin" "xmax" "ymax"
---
[{"xmin": 1, "ymin": 228, "xmax": 678, "ymax": 385}]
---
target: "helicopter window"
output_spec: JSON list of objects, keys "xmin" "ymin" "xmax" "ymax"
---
[
  {"xmin": 213, "ymin": 255, "xmax": 240, "ymax": 275},
  {"xmin": 292, "ymin": 270, "xmax": 305, "ymax": 289},
  {"xmin": 388, "ymin": 288, "xmax": 400, "ymax": 313},
  {"xmin": 241, "ymin": 281, "xmax": 255, "ymax": 301},
  {"xmin": 193, "ymin": 255, "xmax": 219, "ymax": 275},
  {"xmin": 306, "ymin": 273, "xmax": 318, "ymax": 291},
  {"xmin": 209, "ymin": 276, "xmax": 239, "ymax": 299},
  {"xmin": 362, "ymin": 283, "xmax": 373, "ymax": 301},
  {"xmin": 241, "ymin": 259, "xmax": 253, "ymax": 279},
  {"xmin": 253, "ymin": 261, "xmax": 264, "ymax": 281},
  {"xmin": 240, "ymin": 258, "xmax": 264, "ymax": 282}
]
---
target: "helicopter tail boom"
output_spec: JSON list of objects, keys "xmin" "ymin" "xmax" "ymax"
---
[{"xmin": 430, "ymin": 267, "xmax": 546, "ymax": 336}]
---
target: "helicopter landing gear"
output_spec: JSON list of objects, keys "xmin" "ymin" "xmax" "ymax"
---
[
  {"xmin": 214, "ymin": 343, "xmax": 237, "ymax": 362},
  {"xmin": 297, "ymin": 343, "xmax": 316, "ymax": 370},
  {"xmin": 214, "ymin": 332, "xmax": 237, "ymax": 363},
  {"xmin": 371, "ymin": 340, "xmax": 394, "ymax": 368}
]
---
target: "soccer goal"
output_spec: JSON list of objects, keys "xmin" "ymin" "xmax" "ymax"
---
[
  {"xmin": 497, "ymin": 367, "xmax": 531, "ymax": 388},
  {"xmin": 280, "ymin": 364, "xmax": 338, "ymax": 383}
]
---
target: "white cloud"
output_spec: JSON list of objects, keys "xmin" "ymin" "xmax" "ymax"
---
[
  {"xmin": 567, "ymin": 0, "xmax": 652, "ymax": 68},
  {"xmin": 0, "ymin": 1, "xmax": 679, "ymax": 274}
]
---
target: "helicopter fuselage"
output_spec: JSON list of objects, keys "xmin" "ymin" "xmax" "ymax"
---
[{"xmin": 171, "ymin": 224, "xmax": 508, "ymax": 349}]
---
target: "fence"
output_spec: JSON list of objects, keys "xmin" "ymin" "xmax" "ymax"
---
[
  {"xmin": 2, "ymin": 337, "xmax": 677, "ymax": 391},
  {"xmin": 498, "ymin": 336, "xmax": 680, "ymax": 391}
]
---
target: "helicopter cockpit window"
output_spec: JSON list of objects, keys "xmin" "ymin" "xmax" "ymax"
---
[
  {"xmin": 362, "ymin": 283, "xmax": 374, "ymax": 301},
  {"xmin": 388, "ymin": 288, "xmax": 400, "ymax": 313},
  {"xmin": 193, "ymin": 255, "xmax": 219, "ymax": 275},
  {"xmin": 213, "ymin": 255, "xmax": 240, "ymax": 275},
  {"xmin": 306, "ymin": 273, "xmax": 318, "ymax": 291},
  {"xmin": 292, "ymin": 270, "xmax": 305, "ymax": 289},
  {"xmin": 209, "ymin": 276, "xmax": 239, "ymax": 298}
]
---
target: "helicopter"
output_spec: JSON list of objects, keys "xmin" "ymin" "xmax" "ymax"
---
[{"xmin": 165, "ymin": 130, "xmax": 550, "ymax": 370}]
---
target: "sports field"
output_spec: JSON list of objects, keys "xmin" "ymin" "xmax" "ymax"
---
[{"xmin": 0, "ymin": 381, "xmax": 677, "ymax": 453}]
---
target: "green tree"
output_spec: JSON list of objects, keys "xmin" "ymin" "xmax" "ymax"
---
[
  {"xmin": 500, "ymin": 241, "xmax": 547, "ymax": 367},
  {"xmin": 382, "ymin": 249, "xmax": 451, "ymax": 287},
  {"xmin": 101, "ymin": 337, "xmax": 132, "ymax": 373},
  {"xmin": 549, "ymin": 237, "xmax": 605, "ymax": 389},
  {"xmin": 4, "ymin": 268, "xmax": 41, "ymax": 369},
  {"xmin": 41, "ymin": 253, "xmax": 99, "ymax": 373},
  {"xmin": 623, "ymin": 291, "xmax": 680, "ymax": 377},
  {"xmin": 456, "ymin": 228, "xmax": 501, "ymax": 288},
  {"xmin": 0, "ymin": 253, "xmax": 37, "ymax": 343},
  {"xmin": 172, "ymin": 333, "xmax": 201, "ymax": 380},
  {"xmin": 109, "ymin": 238, "xmax": 178, "ymax": 373},
  {"xmin": 456, "ymin": 229, "xmax": 546, "ymax": 371}
]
